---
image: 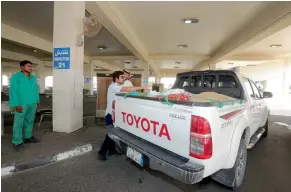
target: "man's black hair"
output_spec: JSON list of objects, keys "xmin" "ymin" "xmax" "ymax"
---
[
  {"xmin": 20, "ymin": 60, "xmax": 32, "ymax": 66},
  {"xmin": 112, "ymin": 71, "xmax": 124, "ymax": 82}
]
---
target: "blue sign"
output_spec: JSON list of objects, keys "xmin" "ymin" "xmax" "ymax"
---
[
  {"xmin": 53, "ymin": 47, "xmax": 70, "ymax": 69},
  {"xmin": 84, "ymin": 77, "xmax": 92, "ymax": 84},
  {"xmin": 143, "ymin": 78, "xmax": 149, "ymax": 86}
]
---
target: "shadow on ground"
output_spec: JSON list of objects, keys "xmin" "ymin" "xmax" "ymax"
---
[
  {"xmin": 1, "ymin": 122, "xmax": 107, "ymax": 167},
  {"xmin": 2, "ymin": 121, "xmax": 291, "ymax": 192}
]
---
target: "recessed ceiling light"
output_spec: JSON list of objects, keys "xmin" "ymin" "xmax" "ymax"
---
[
  {"xmin": 133, "ymin": 66, "xmax": 138, "ymax": 68},
  {"xmin": 228, "ymin": 63, "xmax": 234, "ymax": 65},
  {"xmin": 174, "ymin": 66, "xmax": 179, "ymax": 69},
  {"xmin": 178, "ymin": 45, "xmax": 188, "ymax": 48},
  {"xmin": 183, "ymin": 18, "xmax": 199, "ymax": 24},
  {"xmin": 33, "ymin": 49, "xmax": 38, "ymax": 52},
  {"xmin": 270, "ymin": 44, "xmax": 282, "ymax": 48},
  {"xmin": 125, "ymin": 61, "xmax": 131, "ymax": 64},
  {"xmin": 175, "ymin": 62, "xmax": 181, "ymax": 64},
  {"xmin": 97, "ymin": 45, "xmax": 107, "ymax": 50}
]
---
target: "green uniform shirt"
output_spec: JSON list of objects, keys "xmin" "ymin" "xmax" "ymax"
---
[{"xmin": 9, "ymin": 72, "xmax": 40, "ymax": 107}]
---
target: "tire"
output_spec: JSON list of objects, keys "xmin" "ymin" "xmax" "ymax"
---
[
  {"xmin": 262, "ymin": 118, "xmax": 268, "ymax": 138},
  {"xmin": 232, "ymin": 138, "xmax": 247, "ymax": 190},
  {"xmin": 211, "ymin": 137, "xmax": 247, "ymax": 190}
]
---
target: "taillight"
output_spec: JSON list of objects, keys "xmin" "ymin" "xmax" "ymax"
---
[
  {"xmin": 189, "ymin": 115, "xmax": 212, "ymax": 159},
  {"xmin": 112, "ymin": 100, "xmax": 116, "ymax": 123}
]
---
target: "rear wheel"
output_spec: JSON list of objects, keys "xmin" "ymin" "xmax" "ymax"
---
[
  {"xmin": 262, "ymin": 118, "xmax": 268, "ymax": 138},
  {"xmin": 233, "ymin": 138, "xmax": 247, "ymax": 189},
  {"xmin": 211, "ymin": 137, "xmax": 247, "ymax": 190}
]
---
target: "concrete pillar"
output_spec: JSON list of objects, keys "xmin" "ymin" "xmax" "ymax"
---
[
  {"xmin": 53, "ymin": 1, "xmax": 85, "ymax": 133},
  {"xmin": 210, "ymin": 64, "xmax": 217, "ymax": 70},
  {"xmin": 83, "ymin": 62, "xmax": 94, "ymax": 95},
  {"xmin": 1, "ymin": 64, "xmax": 3, "ymax": 92},
  {"xmin": 142, "ymin": 71, "xmax": 150, "ymax": 87},
  {"xmin": 141, "ymin": 62, "xmax": 150, "ymax": 87},
  {"xmin": 90, "ymin": 62, "xmax": 95, "ymax": 95},
  {"xmin": 283, "ymin": 58, "xmax": 291, "ymax": 106},
  {"xmin": 156, "ymin": 76, "xmax": 161, "ymax": 84},
  {"xmin": 231, "ymin": 66, "xmax": 241, "ymax": 73}
]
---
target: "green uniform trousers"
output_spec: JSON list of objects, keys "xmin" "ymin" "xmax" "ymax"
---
[{"xmin": 12, "ymin": 103, "xmax": 37, "ymax": 145}]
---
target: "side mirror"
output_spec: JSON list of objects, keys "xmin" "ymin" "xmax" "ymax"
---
[{"xmin": 263, "ymin": 92, "xmax": 273, "ymax": 98}]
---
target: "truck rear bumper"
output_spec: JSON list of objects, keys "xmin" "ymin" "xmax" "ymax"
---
[{"xmin": 107, "ymin": 125, "xmax": 205, "ymax": 185}]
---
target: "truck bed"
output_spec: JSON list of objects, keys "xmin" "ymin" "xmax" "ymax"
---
[{"xmin": 116, "ymin": 93, "xmax": 241, "ymax": 108}]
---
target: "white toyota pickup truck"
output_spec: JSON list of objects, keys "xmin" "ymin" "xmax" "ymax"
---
[{"xmin": 108, "ymin": 70, "xmax": 273, "ymax": 190}]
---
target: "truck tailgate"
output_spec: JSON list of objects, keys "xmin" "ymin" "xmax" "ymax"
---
[{"xmin": 114, "ymin": 96, "xmax": 192, "ymax": 158}]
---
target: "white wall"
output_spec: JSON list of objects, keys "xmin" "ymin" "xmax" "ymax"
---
[
  {"xmin": 238, "ymin": 60, "xmax": 291, "ymax": 116},
  {"xmin": 239, "ymin": 61, "xmax": 285, "ymax": 103}
]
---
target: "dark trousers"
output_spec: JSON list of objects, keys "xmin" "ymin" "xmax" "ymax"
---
[{"xmin": 99, "ymin": 114, "xmax": 116, "ymax": 156}]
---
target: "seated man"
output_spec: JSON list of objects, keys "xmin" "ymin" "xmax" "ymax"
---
[{"xmin": 98, "ymin": 71, "xmax": 147, "ymax": 161}]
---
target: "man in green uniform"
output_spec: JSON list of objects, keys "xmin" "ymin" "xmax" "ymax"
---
[{"xmin": 9, "ymin": 60, "xmax": 40, "ymax": 151}]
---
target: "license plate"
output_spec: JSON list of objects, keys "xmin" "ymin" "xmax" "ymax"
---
[{"xmin": 126, "ymin": 147, "xmax": 143, "ymax": 166}]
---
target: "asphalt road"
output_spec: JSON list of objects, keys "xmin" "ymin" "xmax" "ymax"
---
[{"xmin": 2, "ymin": 122, "xmax": 291, "ymax": 192}]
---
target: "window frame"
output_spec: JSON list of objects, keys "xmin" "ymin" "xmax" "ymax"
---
[
  {"xmin": 242, "ymin": 77, "xmax": 255, "ymax": 99},
  {"xmin": 175, "ymin": 76, "xmax": 190, "ymax": 89},
  {"xmin": 202, "ymin": 74, "xmax": 216, "ymax": 88},
  {"xmin": 190, "ymin": 75, "xmax": 203, "ymax": 88},
  {"xmin": 249, "ymin": 79, "xmax": 262, "ymax": 99},
  {"xmin": 218, "ymin": 74, "xmax": 238, "ymax": 89}
]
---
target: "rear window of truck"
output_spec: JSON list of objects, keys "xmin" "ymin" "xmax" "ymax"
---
[
  {"xmin": 174, "ymin": 72, "xmax": 243, "ymax": 99},
  {"xmin": 177, "ymin": 74, "xmax": 237, "ymax": 88},
  {"xmin": 218, "ymin": 75, "xmax": 237, "ymax": 88}
]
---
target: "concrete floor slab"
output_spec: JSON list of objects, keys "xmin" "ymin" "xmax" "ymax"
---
[
  {"xmin": 2, "ymin": 120, "xmax": 291, "ymax": 192},
  {"xmin": 1, "ymin": 122, "xmax": 107, "ymax": 167}
]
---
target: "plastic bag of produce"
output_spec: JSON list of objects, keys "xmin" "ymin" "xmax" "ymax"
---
[
  {"xmin": 146, "ymin": 90, "xmax": 163, "ymax": 97},
  {"xmin": 163, "ymin": 89, "xmax": 187, "ymax": 96},
  {"xmin": 167, "ymin": 93, "xmax": 190, "ymax": 101}
]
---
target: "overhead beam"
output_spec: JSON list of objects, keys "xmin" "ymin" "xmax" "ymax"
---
[
  {"xmin": 85, "ymin": 2, "xmax": 160, "ymax": 75},
  {"xmin": 44, "ymin": 61, "xmax": 52, "ymax": 67},
  {"xmin": 195, "ymin": 2, "xmax": 291, "ymax": 70},
  {"xmin": 1, "ymin": 62, "xmax": 38, "ymax": 67},
  {"xmin": 1, "ymin": 23, "xmax": 52, "ymax": 53},
  {"xmin": 226, "ymin": 55, "xmax": 282, "ymax": 61},
  {"xmin": 91, "ymin": 60, "xmax": 122, "ymax": 71},
  {"xmin": 89, "ymin": 54, "xmax": 210, "ymax": 61},
  {"xmin": 89, "ymin": 55, "xmax": 137, "ymax": 60},
  {"xmin": 1, "ymin": 49, "xmax": 42, "ymax": 65},
  {"xmin": 148, "ymin": 61, "xmax": 161, "ymax": 76},
  {"xmin": 69, "ymin": 54, "xmax": 211, "ymax": 61},
  {"xmin": 227, "ymin": 53, "xmax": 291, "ymax": 61},
  {"xmin": 160, "ymin": 69, "xmax": 189, "ymax": 73},
  {"xmin": 2, "ymin": 62, "xmax": 22, "ymax": 68},
  {"xmin": 149, "ymin": 54, "xmax": 210, "ymax": 61},
  {"xmin": 85, "ymin": 2, "xmax": 148, "ymax": 61}
]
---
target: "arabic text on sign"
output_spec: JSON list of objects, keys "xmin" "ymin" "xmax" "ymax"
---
[
  {"xmin": 54, "ymin": 50, "xmax": 69, "ymax": 57},
  {"xmin": 54, "ymin": 57, "xmax": 70, "ymax": 62}
]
